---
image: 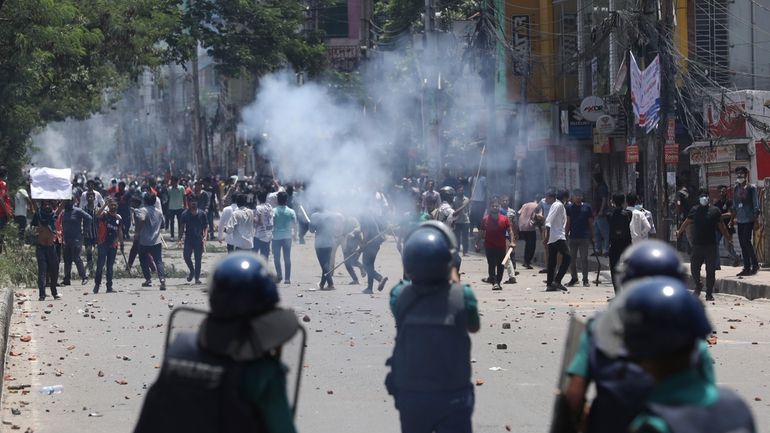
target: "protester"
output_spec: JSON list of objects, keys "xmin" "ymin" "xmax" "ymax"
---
[
  {"xmin": 31, "ymin": 200, "xmax": 61, "ymax": 300},
  {"xmin": 713, "ymin": 185, "xmax": 741, "ymax": 269},
  {"xmin": 477, "ymin": 199, "xmax": 511, "ymax": 290},
  {"xmin": 81, "ymin": 192, "xmax": 99, "ymax": 274},
  {"xmin": 565, "ymin": 189, "xmax": 593, "ymax": 287},
  {"xmin": 253, "ymin": 190, "xmax": 273, "ymax": 259},
  {"xmin": 309, "ymin": 208, "xmax": 340, "ymax": 291},
  {"xmin": 59, "ymin": 200, "xmax": 91, "ymax": 286},
  {"xmin": 136, "ymin": 193, "xmax": 166, "ymax": 290},
  {"xmin": 731, "ymin": 166, "xmax": 760, "ymax": 276},
  {"xmin": 420, "ymin": 180, "xmax": 440, "ymax": 215},
  {"xmin": 0, "ymin": 178, "xmax": 13, "ymax": 253},
  {"xmin": 342, "ymin": 215, "xmax": 365, "ymax": 284},
  {"xmin": 498, "ymin": 196, "xmax": 518, "ymax": 284},
  {"xmin": 608, "ymin": 194, "xmax": 633, "ymax": 293},
  {"xmin": 179, "ymin": 199, "xmax": 208, "ymax": 284},
  {"xmin": 626, "ymin": 193, "xmax": 651, "ymax": 243},
  {"xmin": 93, "ymin": 199, "xmax": 123, "ymax": 293},
  {"xmin": 13, "ymin": 183, "xmax": 32, "ymax": 241},
  {"xmin": 676, "ymin": 189, "xmax": 732, "ymax": 301},
  {"xmin": 272, "ymin": 191, "xmax": 296, "ymax": 284},
  {"xmin": 544, "ymin": 190, "xmax": 571, "ymax": 291},
  {"xmin": 223, "ymin": 194, "xmax": 255, "ymax": 252},
  {"xmin": 79, "ymin": 180, "xmax": 105, "ymax": 208},
  {"xmin": 451, "ymin": 184, "xmax": 471, "ymax": 256},
  {"xmin": 359, "ymin": 211, "xmax": 388, "ymax": 294},
  {"xmin": 517, "ymin": 197, "xmax": 539, "ymax": 269},
  {"xmin": 167, "ymin": 176, "xmax": 186, "ymax": 240},
  {"xmin": 591, "ymin": 173, "xmax": 610, "ymax": 256},
  {"xmin": 217, "ymin": 194, "xmax": 239, "ymax": 253}
]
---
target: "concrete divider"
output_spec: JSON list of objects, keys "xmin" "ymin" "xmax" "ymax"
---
[{"xmin": 0, "ymin": 288, "xmax": 15, "ymax": 401}]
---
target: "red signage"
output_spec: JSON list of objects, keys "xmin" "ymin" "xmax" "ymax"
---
[
  {"xmin": 706, "ymin": 102, "xmax": 746, "ymax": 138},
  {"xmin": 664, "ymin": 143, "xmax": 679, "ymax": 165},
  {"xmin": 626, "ymin": 145, "xmax": 640, "ymax": 164},
  {"xmin": 666, "ymin": 118, "xmax": 676, "ymax": 144}
]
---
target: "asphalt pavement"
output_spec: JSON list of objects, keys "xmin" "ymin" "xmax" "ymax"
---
[{"xmin": 2, "ymin": 236, "xmax": 769, "ymax": 433}]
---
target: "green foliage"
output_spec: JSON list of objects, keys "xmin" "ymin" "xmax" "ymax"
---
[
  {"xmin": 0, "ymin": 225, "xmax": 37, "ymax": 288},
  {"xmin": 188, "ymin": 0, "xmax": 327, "ymax": 78},
  {"xmin": 374, "ymin": 0, "xmax": 480, "ymax": 43},
  {"xmin": 0, "ymin": 0, "xmax": 184, "ymax": 188}
]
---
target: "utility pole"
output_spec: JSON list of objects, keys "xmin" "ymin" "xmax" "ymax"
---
[
  {"xmin": 189, "ymin": 0, "xmax": 204, "ymax": 177},
  {"xmin": 656, "ymin": 0, "xmax": 675, "ymax": 242}
]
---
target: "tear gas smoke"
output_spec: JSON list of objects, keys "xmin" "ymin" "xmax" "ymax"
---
[{"xmin": 31, "ymin": 114, "xmax": 118, "ymax": 176}]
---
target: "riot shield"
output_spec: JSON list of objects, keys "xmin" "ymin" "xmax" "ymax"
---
[{"xmin": 548, "ymin": 314, "xmax": 586, "ymax": 433}]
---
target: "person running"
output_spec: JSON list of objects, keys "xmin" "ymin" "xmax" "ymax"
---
[
  {"xmin": 93, "ymin": 199, "xmax": 123, "ymax": 294},
  {"xmin": 272, "ymin": 191, "xmax": 296, "ymax": 285},
  {"xmin": 359, "ymin": 211, "xmax": 388, "ymax": 294},
  {"xmin": 309, "ymin": 208, "xmax": 339, "ymax": 291},
  {"xmin": 477, "ymin": 199, "xmax": 511, "ymax": 290},
  {"xmin": 136, "ymin": 193, "xmax": 166, "ymax": 290}
]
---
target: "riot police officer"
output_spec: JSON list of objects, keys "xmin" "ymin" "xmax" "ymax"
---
[
  {"xmin": 386, "ymin": 221, "xmax": 479, "ymax": 433},
  {"xmin": 562, "ymin": 240, "xmax": 715, "ymax": 433},
  {"xmin": 134, "ymin": 253, "xmax": 302, "ymax": 433},
  {"xmin": 621, "ymin": 276, "xmax": 757, "ymax": 433}
]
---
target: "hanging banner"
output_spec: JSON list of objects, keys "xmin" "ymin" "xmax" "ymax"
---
[
  {"xmin": 664, "ymin": 143, "xmax": 679, "ymax": 165},
  {"xmin": 626, "ymin": 145, "xmax": 640, "ymax": 163},
  {"xmin": 630, "ymin": 52, "xmax": 661, "ymax": 134}
]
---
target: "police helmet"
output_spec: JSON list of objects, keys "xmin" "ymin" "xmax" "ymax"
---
[
  {"xmin": 209, "ymin": 253, "xmax": 279, "ymax": 319},
  {"xmin": 438, "ymin": 186, "xmax": 456, "ymax": 202},
  {"xmin": 621, "ymin": 276, "xmax": 712, "ymax": 359},
  {"xmin": 402, "ymin": 221, "xmax": 458, "ymax": 284},
  {"xmin": 614, "ymin": 239, "xmax": 686, "ymax": 289}
]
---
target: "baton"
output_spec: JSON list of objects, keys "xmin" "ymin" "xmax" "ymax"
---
[
  {"xmin": 120, "ymin": 248, "xmax": 131, "ymax": 276},
  {"xmin": 299, "ymin": 205, "xmax": 310, "ymax": 223}
]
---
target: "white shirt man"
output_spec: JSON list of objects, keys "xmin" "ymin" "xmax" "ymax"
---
[
  {"xmin": 224, "ymin": 202, "xmax": 255, "ymax": 250},
  {"xmin": 217, "ymin": 202, "xmax": 238, "ymax": 248},
  {"xmin": 545, "ymin": 198, "xmax": 567, "ymax": 244},
  {"xmin": 628, "ymin": 205, "xmax": 652, "ymax": 243}
]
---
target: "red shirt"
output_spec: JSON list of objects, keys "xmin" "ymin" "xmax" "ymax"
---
[{"xmin": 481, "ymin": 213, "xmax": 510, "ymax": 249}]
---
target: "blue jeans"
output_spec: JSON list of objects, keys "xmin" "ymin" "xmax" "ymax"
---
[
  {"xmin": 396, "ymin": 388, "xmax": 474, "ymax": 433},
  {"xmin": 94, "ymin": 245, "xmax": 117, "ymax": 291},
  {"xmin": 593, "ymin": 216, "xmax": 610, "ymax": 254},
  {"xmin": 253, "ymin": 238, "xmax": 270, "ymax": 259},
  {"xmin": 139, "ymin": 243, "xmax": 165, "ymax": 282},
  {"xmin": 272, "ymin": 238, "xmax": 292, "ymax": 281},
  {"xmin": 363, "ymin": 243, "xmax": 383, "ymax": 290}
]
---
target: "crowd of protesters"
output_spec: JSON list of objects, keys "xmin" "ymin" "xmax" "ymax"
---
[{"xmin": 0, "ymin": 163, "xmax": 763, "ymax": 302}]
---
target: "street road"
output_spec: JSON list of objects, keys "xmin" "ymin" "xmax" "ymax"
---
[{"xmin": 3, "ymin": 236, "xmax": 770, "ymax": 433}]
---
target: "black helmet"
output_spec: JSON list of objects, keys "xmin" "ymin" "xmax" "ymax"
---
[
  {"xmin": 209, "ymin": 253, "xmax": 279, "ymax": 319},
  {"xmin": 621, "ymin": 276, "xmax": 712, "ymax": 359},
  {"xmin": 614, "ymin": 239, "xmax": 686, "ymax": 289},
  {"xmin": 402, "ymin": 221, "xmax": 458, "ymax": 284},
  {"xmin": 438, "ymin": 186, "xmax": 455, "ymax": 202}
]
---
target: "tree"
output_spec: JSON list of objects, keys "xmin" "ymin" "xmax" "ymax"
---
[
  {"xmin": 0, "ymin": 0, "xmax": 184, "ymax": 186},
  {"xmin": 187, "ymin": 0, "xmax": 327, "ymax": 78}
]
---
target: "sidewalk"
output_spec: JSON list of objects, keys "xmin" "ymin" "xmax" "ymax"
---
[{"xmin": 509, "ymin": 241, "xmax": 769, "ymax": 300}]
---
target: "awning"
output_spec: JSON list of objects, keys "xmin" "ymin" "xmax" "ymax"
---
[
  {"xmin": 684, "ymin": 139, "xmax": 750, "ymax": 165},
  {"xmin": 682, "ymin": 138, "xmax": 750, "ymax": 153}
]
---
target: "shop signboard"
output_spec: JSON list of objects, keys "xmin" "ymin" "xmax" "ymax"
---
[
  {"xmin": 689, "ymin": 145, "xmax": 736, "ymax": 165},
  {"xmin": 593, "ymin": 129, "xmax": 611, "ymax": 153}
]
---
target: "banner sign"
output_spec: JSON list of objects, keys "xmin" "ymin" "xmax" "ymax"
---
[
  {"xmin": 593, "ymin": 130, "xmax": 611, "ymax": 153},
  {"xmin": 511, "ymin": 15, "xmax": 531, "ymax": 76},
  {"xmin": 626, "ymin": 145, "xmax": 640, "ymax": 163},
  {"xmin": 689, "ymin": 145, "xmax": 736, "ymax": 165},
  {"xmin": 630, "ymin": 53, "xmax": 661, "ymax": 134},
  {"xmin": 30, "ymin": 167, "xmax": 72, "ymax": 200},
  {"xmin": 664, "ymin": 143, "xmax": 679, "ymax": 165}
]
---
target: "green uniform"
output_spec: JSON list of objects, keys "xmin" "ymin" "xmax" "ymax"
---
[
  {"xmin": 629, "ymin": 369, "xmax": 718, "ymax": 433},
  {"xmin": 389, "ymin": 280, "xmax": 479, "ymax": 331},
  {"xmin": 242, "ymin": 358, "xmax": 297, "ymax": 433},
  {"xmin": 567, "ymin": 331, "xmax": 715, "ymax": 385}
]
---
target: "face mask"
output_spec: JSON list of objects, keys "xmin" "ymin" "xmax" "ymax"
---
[
  {"xmin": 634, "ymin": 204, "xmax": 643, "ymax": 211},
  {"xmin": 736, "ymin": 177, "xmax": 746, "ymax": 184},
  {"xmin": 699, "ymin": 197, "xmax": 709, "ymax": 206}
]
